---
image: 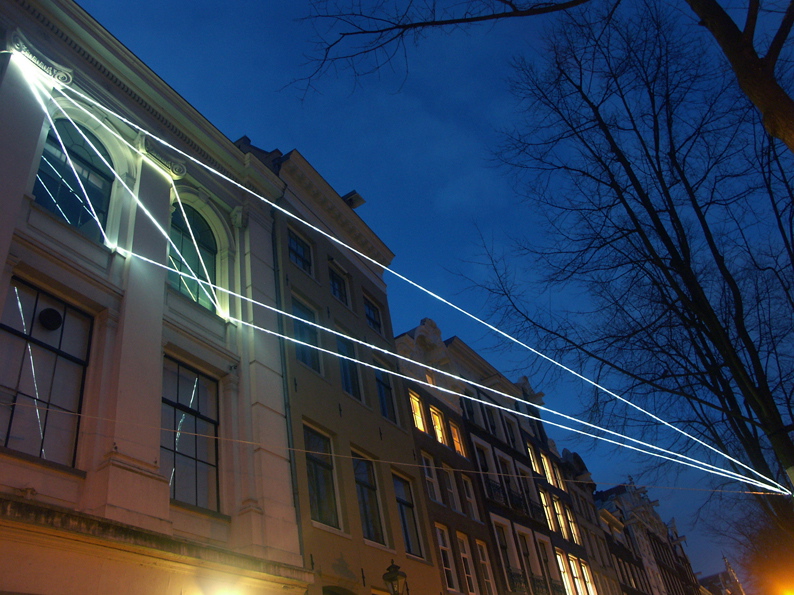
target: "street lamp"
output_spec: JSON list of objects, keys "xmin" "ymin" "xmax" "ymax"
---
[{"xmin": 382, "ymin": 561, "xmax": 409, "ymax": 595}]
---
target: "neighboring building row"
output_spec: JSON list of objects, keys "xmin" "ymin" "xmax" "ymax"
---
[{"xmin": 0, "ymin": 1, "xmax": 723, "ymax": 594}]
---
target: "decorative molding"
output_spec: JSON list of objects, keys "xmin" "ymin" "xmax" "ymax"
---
[
  {"xmin": 143, "ymin": 136, "xmax": 187, "ymax": 179},
  {"xmin": 9, "ymin": 28, "xmax": 72, "ymax": 84}
]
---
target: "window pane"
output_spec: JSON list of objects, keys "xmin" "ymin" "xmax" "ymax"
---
[
  {"xmin": 168, "ymin": 204, "xmax": 217, "ymax": 312},
  {"xmin": 305, "ymin": 426, "xmax": 339, "ymax": 527},
  {"xmin": 337, "ymin": 337, "xmax": 360, "ymax": 399}
]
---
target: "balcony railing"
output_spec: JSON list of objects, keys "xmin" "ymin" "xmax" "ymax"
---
[
  {"xmin": 550, "ymin": 579, "xmax": 567, "ymax": 595},
  {"xmin": 484, "ymin": 477, "xmax": 508, "ymax": 505},
  {"xmin": 507, "ymin": 567, "xmax": 529, "ymax": 593},
  {"xmin": 531, "ymin": 576, "xmax": 550, "ymax": 595}
]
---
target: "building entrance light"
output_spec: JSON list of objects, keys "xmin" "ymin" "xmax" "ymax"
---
[{"xmin": 382, "ymin": 561, "xmax": 409, "ymax": 595}]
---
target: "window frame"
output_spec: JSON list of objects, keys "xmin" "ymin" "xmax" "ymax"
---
[
  {"xmin": 336, "ymin": 334, "xmax": 362, "ymax": 400},
  {"xmin": 160, "ymin": 356, "xmax": 220, "ymax": 511},
  {"xmin": 292, "ymin": 298, "xmax": 321, "ymax": 373},
  {"xmin": 461, "ymin": 475, "xmax": 480, "ymax": 521},
  {"xmin": 441, "ymin": 463, "xmax": 462, "ymax": 512},
  {"xmin": 352, "ymin": 452, "xmax": 385, "ymax": 544},
  {"xmin": 0, "ymin": 278, "xmax": 93, "ymax": 468},
  {"xmin": 168, "ymin": 202, "xmax": 218, "ymax": 312},
  {"xmin": 364, "ymin": 296, "xmax": 383, "ymax": 334},
  {"xmin": 476, "ymin": 540, "xmax": 497, "ymax": 595},
  {"xmin": 410, "ymin": 391, "xmax": 427, "ymax": 432},
  {"xmin": 393, "ymin": 474, "xmax": 423, "ymax": 557},
  {"xmin": 288, "ymin": 228, "xmax": 313, "ymax": 275},
  {"xmin": 436, "ymin": 523, "xmax": 459, "ymax": 591},
  {"xmin": 421, "ymin": 451, "xmax": 442, "ymax": 503},
  {"xmin": 328, "ymin": 265, "xmax": 349, "ymax": 305},
  {"xmin": 457, "ymin": 532, "xmax": 480, "ymax": 595},
  {"xmin": 450, "ymin": 421, "xmax": 466, "ymax": 457},
  {"xmin": 375, "ymin": 362, "xmax": 397, "ymax": 423},
  {"xmin": 303, "ymin": 425, "xmax": 340, "ymax": 528},
  {"xmin": 429, "ymin": 406, "xmax": 447, "ymax": 445}
]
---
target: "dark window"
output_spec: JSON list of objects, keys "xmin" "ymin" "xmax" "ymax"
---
[
  {"xmin": 304, "ymin": 426, "xmax": 339, "ymax": 527},
  {"xmin": 160, "ymin": 357, "xmax": 219, "ymax": 510},
  {"xmin": 376, "ymin": 365, "xmax": 396, "ymax": 422},
  {"xmin": 364, "ymin": 298, "xmax": 382, "ymax": 334},
  {"xmin": 288, "ymin": 230, "xmax": 312, "ymax": 274},
  {"xmin": 329, "ymin": 267, "xmax": 348, "ymax": 304},
  {"xmin": 33, "ymin": 120, "xmax": 113, "ymax": 243},
  {"xmin": 293, "ymin": 299, "xmax": 320, "ymax": 372},
  {"xmin": 394, "ymin": 474, "xmax": 422, "ymax": 557},
  {"xmin": 337, "ymin": 336, "xmax": 360, "ymax": 399},
  {"xmin": 353, "ymin": 454, "xmax": 384, "ymax": 543},
  {"xmin": 0, "ymin": 278, "xmax": 91, "ymax": 467},
  {"xmin": 168, "ymin": 204, "xmax": 217, "ymax": 311}
]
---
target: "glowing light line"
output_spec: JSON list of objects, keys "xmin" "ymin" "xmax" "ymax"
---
[
  {"xmin": 55, "ymin": 82, "xmax": 780, "ymax": 492},
  {"xmin": 14, "ymin": 288, "xmax": 47, "ymax": 458},
  {"xmin": 35, "ymin": 173, "xmax": 72, "ymax": 224},
  {"xmin": 27, "ymin": 80, "xmax": 109, "ymax": 245},
  {"xmin": 118, "ymin": 247, "xmax": 789, "ymax": 493},
  {"xmin": 22, "ymin": 56, "xmax": 785, "ymax": 494}
]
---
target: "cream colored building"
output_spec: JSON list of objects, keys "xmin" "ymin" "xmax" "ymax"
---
[
  {"xmin": 232, "ymin": 137, "xmax": 443, "ymax": 595},
  {"xmin": 0, "ymin": 0, "xmax": 311, "ymax": 592}
]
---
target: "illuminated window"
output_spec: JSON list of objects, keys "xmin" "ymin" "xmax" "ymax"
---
[
  {"xmin": 0, "ymin": 278, "xmax": 91, "ymax": 467},
  {"xmin": 375, "ymin": 363, "xmax": 396, "ymax": 422},
  {"xmin": 566, "ymin": 505, "xmax": 582, "ymax": 544},
  {"xmin": 450, "ymin": 422, "xmax": 466, "ymax": 457},
  {"xmin": 476, "ymin": 541, "xmax": 496, "ymax": 595},
  {"xmin": 526, "ymin": 442, "xmax": 541, "ymax": 474},
  {"xmin": 394, "ymin": 474, "xmax": 422, "ymax": 556},
  {"xmin": 541, "ymin": 453, "xmax": 555, "ymax": 484},
  {"xmin": 337, "ymin": 336, "xmax": 361, "ymax": 399},
  {"xmin": 458, "ymin": 533, "xmax": 480, "ymax": 594},
  {"xmin": 540, "ymin": 490, "xmax": 554, "ymax": 530},
  {"xmin": 353, "ymin": 453, "xmax": 384, "ymax": 543},
  {"xmin": 292, "ymin": 299, "xmax": 320, "ymax": 372},
  {"xmin": 569, "ymin": 556, "xmax": 587, "ymax": 595},
  {"xmin": 288, "ymin": 229, "xmax": 312, "ymax": 274},
  {"xmin": 33, "ymin": 119, "xmax": 113, "ymax": 243},
  {"xmin": 436, "ymin": 524, "xmax": 459, "ymax": 590},
  {"xmin": 553, "ymin": 498, "xmax": 570, "ymax": 539},
  {"xmin": 461, "ymin": 475, "xmax": 480, "ymax": 521},
  {"xmin": 160, "ymin": 357, "xmax": 219, "ymax": 510},
  {"xmin": 329, "ymin": 266, "xmax": 348, "ymax": 304},
  {"xmin": 168, "ymin": 204, "xmax": 217, "ymax": 311},
  {"xmin": 364, "ymin": 297, "xmax": 382, "ymax": 334},
  {"xmin": 429, "ymin": 406, "xmax": 446, "ymax": 444},
  {"xmin": 410, "ymin": 391, "xmax": 426, "ymax": 432},
  {"xmin": 425, "ymin": 369, "xmax": 436, "ymax": 385},
  {"xmin": 557, "ymin": 550, "xmax": 577, "ymax": 595},
  {"xmin": 304, "ymin": 425, "xmax": 339, "ymax": 528}
]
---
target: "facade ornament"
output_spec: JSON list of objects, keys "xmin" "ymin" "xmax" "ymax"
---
[
  {"xmin": 10, "ymin": 30, "xmax": 73, "ymax": 84},
  {"xmin": 230, "ymin": 205, "xmax": 249, "ymax": 231},
  {"xmin": 142, "ymin": 136, "xmax": 187, "ymax": 179}
]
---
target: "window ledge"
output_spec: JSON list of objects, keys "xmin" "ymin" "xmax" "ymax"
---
[
  {"xmin": 310, "ymin": 520, "xmax": 351, "ymax": 539},
  {"xmin": 170, "ymin": 499, "xmax": 230, "ymax": 522},
  {"xmin": 0, "ymin": 445, "xmax": 86, "ymax": 478}
]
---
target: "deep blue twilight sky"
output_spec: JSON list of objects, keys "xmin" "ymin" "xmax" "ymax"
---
[{"xmin": 74, "ymin": 0, "xmax": 733, "ymax": 576}]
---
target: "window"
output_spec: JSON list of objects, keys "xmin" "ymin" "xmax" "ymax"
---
[
  {"xmin": 540, "ymin": 490, "xmax": 555, "ymax": 529},
  {"xmin": 461, "ymin": 475, "xmax": 480, "ymax": 521},
  {"xmin": 526, "ymin": 442, "xmax": 541, "ymax": 475},
  {"xmin": 33, "ymin": 119, "xmax": 113, "ymax": 243},
  {"xmin": 518, "ymin": 468, "xmax": 536, "ymax": 503},
  {"xmin": 288, "ymin": 229, "xmax": 312, "ymax": 274},
  {"xmin": 0, "ymin": 278, "xmax": 91, "ymax": 467},
  {"xmin": 364, "ymin": 297, "xmax": 382, "ymax": 334},
  {"xmin": 553, "ymin": 464, "xmax": 566, "ymax": 491},
  {"xmin": 503, "ymin": 417, "xmax": 517, "ymax": 449},
  {"xmin": 557, "ymin": 550, "xmax": 577, "ymax": 595},
  {"xmin": 441, "ymin": 464, "xmax": 462, "ymax": 512},
  {"xmin": 553, "ymin": 497, "xmax": 570, "ymax": 539},
  {"xmin": 337, "ymin": 336, "xmax": 361, "ymax": 399},
  {"xmin": 566, "ymin": 505, "xmax": 582, "ymax": 544},
  {"xmin": 476, "ymin": 540, "xmax": 496, "ymax": 595},
  {"xmin": 421, "ymin": 452, "xmax": 442, "ymax": 502},
  {"xmin": 425, "ymin": 370, "xmax": 436, "ymax": 385},
  {"xmin": 160, "ymin": 357, "xmax": 219, "ymax": 510},
  {"xmin": 458, "ymin": 533, "xmax": 480, "ymax": 594},
  {"xmin": 494, "ymin": 524, "xmax": 512, "ymax": 576},
  {"xmin": 450, "ymin": 422, "xmax": 466, "ymax": 457},
  {"xmin": 541, "ymin": 453, "xmax": 555, "ymax": 484},
  {"xmin": 436, "ymin": 524, "xmax": 459, "ymax": 591},
  {"xmin": 481, "ymin": 402, "xmax": 498, "ymax": 436},
  {"xmin": 430, "ymin": 406, "xmax": 447, "ymax": 445},
  {"xmin": 569, "ymin": 556, "xmax": 587, "ymax": 595},
  {"xmin": 168, "ymin": 203, "xmax": 217, "ymax": 311},
  {"xmin": 375, "ymin": 364, "xmax": 396, "ymax": 423},
  {"xmin": 410, "ymin": 391, "xmax": 426, "ymax": 432},
  {"xmin": 353, "ymin": 454, "xmax": 384, "ymax": 543},
  {"xmin": 394, "ymin": 474, "xmax": 422, "ymax": 556},
  {"xmin": 518, "ymin": 533, "xmax": 537, "ymax": 580},
  {"xmin": 329, "ymin": 266, "xmax": 348, "ymax": 304},
  {"xmin": 292, "ymin": 299, "xmax": 320, "ymax": 372},
  {"xmin": 304, "ymin": 426, "xmax": 339, "ymax": 527}
]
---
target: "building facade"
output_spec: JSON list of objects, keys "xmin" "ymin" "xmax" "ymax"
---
[{"xmin": 0, "ymin": 1, "xmax": 310, "ymax": 592}]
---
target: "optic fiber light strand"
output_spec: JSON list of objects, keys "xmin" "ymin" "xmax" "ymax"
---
[
  {"xmin": 118, "ymin": 240, "xmax": 791, "ymax": 494},
  {"xmin": 21, "ymin": 58, "xmax": 788, "ymax": 495}
]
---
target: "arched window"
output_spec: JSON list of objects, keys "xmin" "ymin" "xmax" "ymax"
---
[
  {"xmin": 168, "ymin": 204, "xmax": 217, "ymax": 311},
  {"xmin": 33, "ymin": 119, "xmax": 114, "ymax": 243}
]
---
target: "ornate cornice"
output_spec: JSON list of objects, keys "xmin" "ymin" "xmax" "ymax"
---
[{"xmin": 9, "ymin": 28, "xmax": 72, "ymax": 84}]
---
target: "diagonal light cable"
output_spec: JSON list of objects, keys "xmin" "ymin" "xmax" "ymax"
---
[
  {"xmin": 20, "ymin": 54, "xmax": 786, "ymax": 494},
  {"xmin": 117, "ymin": 249, "xmax": 789, "ymax": 494}
]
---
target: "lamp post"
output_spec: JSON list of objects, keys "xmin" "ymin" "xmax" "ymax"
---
[{"xmin": 382, "ymin": 561, "xmax": 409, "ymax": 595}]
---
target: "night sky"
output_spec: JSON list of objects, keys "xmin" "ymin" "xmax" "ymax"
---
[{"xmin": 74, "ymin": 0, "xmax": 733, "ymax": 576}]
